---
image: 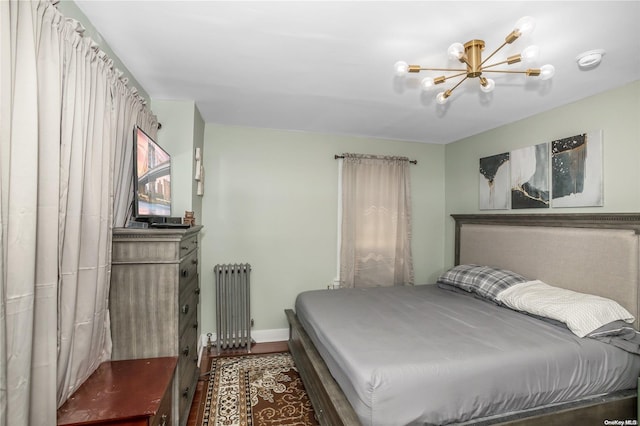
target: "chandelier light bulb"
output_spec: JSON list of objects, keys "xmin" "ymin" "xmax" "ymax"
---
[
  {"xmin": 514, "ymin": 16, "xmax": 536, "ymax": 37},
  {"xmin": 436, "ymin": 92, "xmax": 449, "ymax": 105},
  {"xmin": 521, "ymin": 45, "xmax": 540, "ymax": 62},
  {"xmin": 394, "ymin": 61, "xmax": 409, "ymax": 76},
  {"xmin": 540, "ymin": 64, "xmax": 555, "ymax": 80},
  {"xmin": 480, "ymin": 78, "xmax": 495, "ymax": 93},
  {"xmin": 421, "ymin": 77, "xmax": 436, "ymax": 91},
  {"xmin": 447, "ymin": 42, "xmax": 465, "ymax": 60}
]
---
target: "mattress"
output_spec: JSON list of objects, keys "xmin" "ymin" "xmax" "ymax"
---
[{"xmin": 295, "ymin": 284, "xmax": 640, "ymax": 426}]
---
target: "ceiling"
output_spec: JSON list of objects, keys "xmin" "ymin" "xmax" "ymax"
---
[{"xmin": 74, "ymin": 1, "xmax": 640, "ymax": 144}]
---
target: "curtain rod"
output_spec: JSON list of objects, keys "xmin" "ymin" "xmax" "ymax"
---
[{"xmin": 334, "ymin": 155, "xmax": 417, "ymax": 165}]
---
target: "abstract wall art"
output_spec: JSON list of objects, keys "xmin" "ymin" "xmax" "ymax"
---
[
  {"xmin": 551, "ymin": 130, "xmax": 603, "ymax": 207},
  {"xmin": 510, "ymin": 143, "xmax": 550, "ymax": 209},
  {"xmin": 479, "ymin": 152, "xmax": 510, "ymax": 210}
]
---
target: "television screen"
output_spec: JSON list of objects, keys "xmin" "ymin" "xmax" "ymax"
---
[{"xmin": 133, "ymin": 126, "xmax": 171, "ymax": 218}]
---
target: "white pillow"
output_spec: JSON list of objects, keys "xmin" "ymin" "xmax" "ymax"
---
[{"xmin": 496, "ymin": 280, "xmax": 635, "ymax": 337}]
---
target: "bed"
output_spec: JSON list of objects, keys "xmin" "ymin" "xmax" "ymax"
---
[{"xmin": 285, "ymin": 213, "xmax": 640, "ymax": 425}]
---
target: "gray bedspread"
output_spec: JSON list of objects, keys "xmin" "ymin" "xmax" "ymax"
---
[{"xmin": 295, "ymin": 284, "xmax": 640, "ymax": 426}]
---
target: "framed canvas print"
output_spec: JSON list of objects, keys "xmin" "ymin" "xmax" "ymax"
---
[
  {"xmin": 479, "ymin": 153, "xmax": 510, "ymax": 210},
  {"xmin": 510, "ymin": 143, "xmax": 550, "ymax": 209},
  {"xmin": 551, "ymin": 130, "xmax": 603, "ymax": 207}
]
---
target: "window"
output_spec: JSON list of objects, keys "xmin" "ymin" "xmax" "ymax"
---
[{"xmin": 337, "ymin": 154, "xmax": 414, "ymax": 288}]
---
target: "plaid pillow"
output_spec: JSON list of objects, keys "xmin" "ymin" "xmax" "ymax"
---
[{"xmin": 438, "ymin": 264, "xmax": 527, "ymax": 302}]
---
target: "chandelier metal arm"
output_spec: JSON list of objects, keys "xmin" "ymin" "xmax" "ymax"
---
[
  {"xmin": 410, "ymin": 66, "xmax": 467, "ymax": 73},
  {"xmin": 479, "ymin": 40, "xmax": 510, "ymax": 67},
  {"xmin": 441, "ymin": 71, "xmax": 468, "ymax": 82},
  {"xmin": 482, "ymin": 68, "xmax": 540, "ymax": 75},
  {"xmin": 446, "ymin": 75, "xmax": 470, "ymax": 96},
  {"xmin": 458, "ymin": 55, "xmax": 473, "ymax": 70},
  {"xmin": 482, "ymin": 55, "xmax": 522, "ymax": 69}
]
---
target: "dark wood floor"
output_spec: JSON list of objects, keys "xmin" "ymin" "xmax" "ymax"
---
[{"xmin": 185, "ymin": 341, "xmax": 290, "ymax": 426}]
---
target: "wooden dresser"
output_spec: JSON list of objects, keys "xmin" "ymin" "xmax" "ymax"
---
[
  {"xmin": 110, "ymin": 225, "xmax": 202, "ymax": 426},
  {"xmin": 57, "ymin": 357, "xmax": 177, "ymax": 426}
]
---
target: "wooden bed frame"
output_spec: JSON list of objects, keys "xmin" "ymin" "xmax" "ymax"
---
[{"xmin": 286, "ymin": 213, "xmax": 640, "ymax": 425}]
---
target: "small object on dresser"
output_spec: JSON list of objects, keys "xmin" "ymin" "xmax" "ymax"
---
[
  {"xmin": 184, "ymin": 210, "xmax": 195, "ymax": 226},
  {"xmin": 126, "ymin": 220, "xmax": 149, "ymax": 229}
]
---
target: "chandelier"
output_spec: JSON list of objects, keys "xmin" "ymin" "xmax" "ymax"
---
[{"xmin": 394, "ymin": 16, "xmax": 555, "ymax": 104}]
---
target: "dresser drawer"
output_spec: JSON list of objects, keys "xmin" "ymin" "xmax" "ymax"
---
[
  {"xmin": 179, "ymin": 249, "xmax": 198, "ymax": 285},
  {"xmin": 179, "ymin": 268, "xmax": 198, "ymax": 306},
  {"xmin": 180, "ymin": 234, "xmax": 198, "ymax": 258},
  {"xmin": 178, "ymin": 315, "xmax": 198, "ymax": 370},
  {"xmin": 178, "ymin": 355, "xmax": 198, "ymax": 404},
  {"xmin": 179, "ymin": 367, "xmax": 198, "ymax": 420},
  {"xmin": 179, "ymin": 280, "xmax": 199, "ymax": 337},
  {"xmin": 177, "ymin": 323, "xmax": 199, "ymax": 417},
  {"xmin": 149, "ymin": 376, "xmax": 173, "ymax": 426}
]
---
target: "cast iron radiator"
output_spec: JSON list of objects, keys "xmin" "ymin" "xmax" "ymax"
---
[{"xmin": 213, "ymin": 263, "xmax": 252, "ymax": 352}]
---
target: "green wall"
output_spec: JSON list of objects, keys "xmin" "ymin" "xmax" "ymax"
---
[
  {"xmin": 444, "ymin": 81, "xmax": 640, "ymax": 266},
  {"xmin": 152, "ymin": 100, "xmax": 205, "ymax": 221},
  {"xmin": 192, "ymin": 107, "xmax": 205, "ymax": 220},
  {"xmin": 199, "ymin": 82, "xmax": 640, "ymax": 335},
  {"xmin": 200, "ymin": 126, "xmax": 446, "ymax": 332}
]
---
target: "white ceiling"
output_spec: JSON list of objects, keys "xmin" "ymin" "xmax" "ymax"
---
[{"xmin": 74, "ymin": 1, "xmax": 640, "ymax": 144}]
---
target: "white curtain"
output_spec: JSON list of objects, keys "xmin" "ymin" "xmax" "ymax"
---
[
  {"xmin": 112, "ymin": 81, "xmax": 159, "ymax": 227},
  {"xmin": 0, "ymin": 2, "xmax": 157, "ymax": 425},
  {"xmin": 339, "ymin": 154, "xmax": 414, "ymax": 288}
]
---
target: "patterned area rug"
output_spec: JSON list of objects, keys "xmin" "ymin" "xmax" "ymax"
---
[{"xmin": 202, "ymin": 352, "xmax": 319, "ymax": 426}]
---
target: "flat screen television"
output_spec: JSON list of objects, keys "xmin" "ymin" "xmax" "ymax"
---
[{"xmin": 132, "ymin": 126, "xmax": 172, "ymax": 219}]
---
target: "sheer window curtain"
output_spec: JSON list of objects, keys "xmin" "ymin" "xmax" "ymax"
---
[
  {"xmin": 339, "ymin": 154, "xmax": 414, "ymax": 288},
  {"xmin": 1, "ymin": 2, "xmax": 157, "ymax": 425}
]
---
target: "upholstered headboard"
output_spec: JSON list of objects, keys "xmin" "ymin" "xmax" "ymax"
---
[{"xmin": 453, "ymin": 214, "xmax": 640, "ymax": 331}]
